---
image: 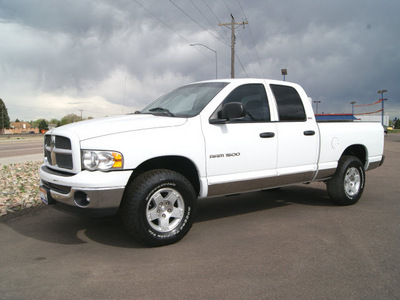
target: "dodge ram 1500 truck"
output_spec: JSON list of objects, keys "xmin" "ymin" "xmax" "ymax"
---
[{"xmin": 39, "ymin": 79, "xmax": 384, "ymax": 246}]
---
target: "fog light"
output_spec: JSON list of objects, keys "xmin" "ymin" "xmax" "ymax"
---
[{"xmin": 74, "ymin": 191, "xmax": 91, "ymax": 208}]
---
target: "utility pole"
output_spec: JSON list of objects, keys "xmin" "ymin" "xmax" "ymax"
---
[
  {"xmin": 79, "ymin": 109, "xmax": 83, "ymax": 120},
  {"xmin": 377, "ymin": 90, "xmax": 387, "ymax": 125},
  {"xmin": 1, "ymin": 103, "xmax": 3, "ymax": 134},
  {"xmin": 219, "ymin": 14, "xmax": 248, "ymax": 78},
  {"xmin": 1, "ymin": 99, "xmax": 5, "ymax": 134}
]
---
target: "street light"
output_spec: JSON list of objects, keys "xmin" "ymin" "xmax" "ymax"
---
[
  {"xmin": 190, "ymin": 43, "xmax": 218, "ymax": 79},
  {"xmin": 350, "ymin": 101, "xmax": 356, "ymax": 115},
  {"xmin": 377, "ymin": 90, "xmax": 388, "ymax": 125},
  {"xmin": 313, "ymin": 100, "xmax": 321, "ymax": 114},
  {"xmin": 281, "ymin": 69, "xmax": 287, "ymax": 81}
]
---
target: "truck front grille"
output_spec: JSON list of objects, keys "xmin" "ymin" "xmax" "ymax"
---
[{"xmin": 44, "ymin": 135, "xmax": 73, "ymax": 170}]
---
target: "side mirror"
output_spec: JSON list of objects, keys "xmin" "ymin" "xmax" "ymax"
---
[
  {"xmin": 221, "ymin": 102, "xmax": 246, "ymax": 120},
  {"xmin": 209, "ymin": 102, "xmax": 246, "ymax": 124}
]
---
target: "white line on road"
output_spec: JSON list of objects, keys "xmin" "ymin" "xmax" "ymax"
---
[{"xmin": 0, "ymin": 147, "xmax": 43, "ymax": 153}]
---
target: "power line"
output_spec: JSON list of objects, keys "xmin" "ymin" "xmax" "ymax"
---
[
  {"xmin": 236, "ymin": 29, "xmax": 259, "ymax": 77},
  {"xmin": 133, "ymin": 0, "xmax": 210, "ymax": 61},
  {"xmin": 235, "ymin": 52, "xmax": 249, "ymax": 77},
  {"xmin": 222, "ymin": 0, "xmax": 233, "ymax": 15},
  {"xmin": 219, "ymin": 14, "xmax": 248, "ymax": 78},
  {"xmin": 201, "ymin": 0, "xmax": 222, "ymax": 23},
  {"xmin": 237, "ymin": 0, "xmax": 265, "ymax": 77},
  {"xmin": 134, "ymin": 0, "xmax": 191, "ymax": 45},
  {"xmin": 189, "ymin": 0, "xmax": 230, "ymax": 45},
  {"xmin": 168, "ymin": 0, "xmax": 229, "ymax": 47},
  {"xmin": 200, "ymin": 0, "xmax": 233, "ymax": 49}
]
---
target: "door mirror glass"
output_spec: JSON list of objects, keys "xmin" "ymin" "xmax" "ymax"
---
[{"xmin": 221, "ymin": 102, "xmax": 246, "ymax": 120}]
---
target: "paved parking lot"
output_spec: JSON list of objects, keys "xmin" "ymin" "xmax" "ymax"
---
[{"xmin": 1, "ymin": 134, "xmax": 399, "ymax": 299}]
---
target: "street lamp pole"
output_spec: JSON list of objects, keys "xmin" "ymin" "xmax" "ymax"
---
[
  {"xmin": 377, "ymin": 90, "xmax": 387, "ymax": 125},
  {"xmin": 313, "ymin": 100, "xmax": 321, "ymax": 114},
  {"xmin": 190, "ymin": 43, "xmax": 218, "ymax": 79},
  {"xmin": 350, "ymin": 101, "xmax": 356, "ymax": 115}
]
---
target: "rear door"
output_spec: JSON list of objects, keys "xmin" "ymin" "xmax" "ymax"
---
[{"xmin": 270, "ymin": 84, "xmax": 319, "ymax": 182}]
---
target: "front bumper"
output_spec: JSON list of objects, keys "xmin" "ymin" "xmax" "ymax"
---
[{"xmin": 39, "ymin": 165, "xmax": 133, "ymax": 217}]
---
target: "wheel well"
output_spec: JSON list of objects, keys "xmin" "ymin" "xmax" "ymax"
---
[
  {"xmin": 128, "ymin": 156, "xmax": 200, "ymax": 196},
  {"xmin": 342, "ymin": 145, "xmax": 367, "ymax": 166}
]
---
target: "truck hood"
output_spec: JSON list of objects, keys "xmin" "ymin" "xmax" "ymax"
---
[{"xmin": 49, "ymin": 114, "xmax": 188, "ymax": 141}]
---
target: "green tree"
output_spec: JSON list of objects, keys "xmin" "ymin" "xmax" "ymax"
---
[
  {"xmin": 38, "ymin": 119, "xmax": 49, "ymax": 131},
  {"xmin": 61, "ymin": 113, "xmax": 81, "ymax": 125},
  {"xmin": 31, "ymin": 119, "xmax": 41, "ymax": 128},
  {"xmin": 15, "ymin": 118, "xmax": 21, "ymax": 122},
  {"xmin": 49, "ymin": 118, "xmax": 60, "ymax": 124},
  {"xmin": 0, "ymin": 98, "xmax": 11, "ymax": 132},
  {"xmin": 394, "ymin": 119, "xmax": 400, "ymax": 129}
]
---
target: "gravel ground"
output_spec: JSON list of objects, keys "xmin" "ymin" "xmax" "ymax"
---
[{"xmin": 0, "ymin": 161, "xmax": 43, "ymax": 217}]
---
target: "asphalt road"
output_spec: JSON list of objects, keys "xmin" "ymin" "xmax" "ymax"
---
[
  {"xmin": 0, "ymin": 136, "xmax": 43, "ymax": 164},
  {"xmin": 1, "ymin": 134, "xmax": 399, "ymax": 299},
  {"xmin": 0, "ymin": 137, "xmax": 43, "ymax": 157}
]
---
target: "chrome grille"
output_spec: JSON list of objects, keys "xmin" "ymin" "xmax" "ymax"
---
[{"xmin": 44, "ymin": 135, "xmax": 73, "ymax": 170}]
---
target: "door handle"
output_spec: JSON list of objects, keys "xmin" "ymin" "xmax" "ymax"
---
[
  {"xmin": 260, "ymin": 132, "xmax": 275, "ymax": 138},
  {"xmin": 304, "ymin": 130, "xmax": 315, "ymax": 136}
]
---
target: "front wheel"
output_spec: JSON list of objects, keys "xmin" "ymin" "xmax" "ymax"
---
[
  {"xmin": 121, "ymin": 169, "xmax": 196, "ymax": 246},
  {"xmin": 327, "ymin": 156, "xmax": 365, "ymax": 206}
]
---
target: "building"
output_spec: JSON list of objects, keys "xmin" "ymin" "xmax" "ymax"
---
[
  {"xmin": 315, "ymin": 114, "xmax": 358, "ymax": 122},
  {"xmin": 4, "ymin": 122, "xmax": 40, "ymax": 134},
  {"xmin": 354, "ymin": 115, "xmax": 389, "ymax": 126},
  {"xmin": 316, "ymin": 114, "xmax": 389, "ymax": 125}
]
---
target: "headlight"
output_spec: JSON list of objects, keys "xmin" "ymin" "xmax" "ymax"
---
[{"xmin": 82, "ymin": 150, "xmax": 123, "ymax": 171}]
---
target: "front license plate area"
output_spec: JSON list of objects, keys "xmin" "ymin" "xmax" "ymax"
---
[{"xmin": 39, "ymin": 186, "xmax": 49, "ymax": 205}]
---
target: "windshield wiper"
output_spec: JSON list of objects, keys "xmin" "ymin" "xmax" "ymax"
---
[{"xmin": 149, "ymin": 107, "xmax": 175, "ymax": 117}]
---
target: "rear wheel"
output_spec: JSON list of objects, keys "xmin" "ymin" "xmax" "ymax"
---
[
  {"xmin": 121, "ymin": 169, "xmax": 196, "ymax": 246},
  {"xmin": 327, "ymin": 156, "xmax": 365, "ymax": 206}
]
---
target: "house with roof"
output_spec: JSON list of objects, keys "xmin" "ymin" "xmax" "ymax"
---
[{"xmin": 7, "ymin": 122, "xmax": 39, "ymax": 134}]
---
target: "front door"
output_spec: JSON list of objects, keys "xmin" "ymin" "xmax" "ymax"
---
[{"xmin": 203, "ymin": 83, "xmax": 278, "ymax": 196}]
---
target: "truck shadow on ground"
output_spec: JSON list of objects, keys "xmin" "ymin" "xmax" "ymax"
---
[
  {"xmin": 2, "ymin": 184, "xmax": 333, "ymax": 248},
  {"xmin": 195, "ymin": 184, "xmax": 333, "ymax": 223}
]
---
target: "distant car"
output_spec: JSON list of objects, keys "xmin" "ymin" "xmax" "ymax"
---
[{"xmin": 28, "ymin": 131, "xmax": 35, "ymax": 134}]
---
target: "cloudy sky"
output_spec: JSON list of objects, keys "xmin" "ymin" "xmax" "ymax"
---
[{"xmin": 1, "ymin": 0, "xmax": 399, "ymax": 121}]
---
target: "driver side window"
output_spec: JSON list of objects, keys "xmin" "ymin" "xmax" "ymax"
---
[{"xmin": 214, "ymin": 84, "xmax": 270, "ymax": 122}]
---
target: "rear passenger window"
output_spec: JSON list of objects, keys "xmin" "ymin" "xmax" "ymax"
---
[
  {"xmin": 270, "ymin": 84, "xmax": 306, "ymax": 121},
  {"xmin": 216, "ymin": 84, "xmax": 270, "ymax": 122}
]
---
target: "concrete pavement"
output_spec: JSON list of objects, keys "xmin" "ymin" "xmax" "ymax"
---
[
  {"xmin": 0, "ymin": 135, "xmax": 43, "ymax": 164},
  {"xmin": 0, "ymin": 134, "xmax": 399, "ymax": 299},
  {"xmin": 0, "ymin": 153, "xmax": 43, "ymax": 164}
]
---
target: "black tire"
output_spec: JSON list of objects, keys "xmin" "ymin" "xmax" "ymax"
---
[
  {"xmin": 327, "ymin": 155, "xmax": 365, "ymax": 206},
  {"xmin": 120, "ymin": 169, "xmax": 196, "ymax": 247}
]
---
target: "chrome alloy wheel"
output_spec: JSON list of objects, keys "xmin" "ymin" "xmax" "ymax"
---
[
  {"xmin": 344, "ymin": 167, "xmax": 361, "ymax": 197},
  {"xmin": 146, "ymin": 188, "xmax": 185, "ymax": 233}
]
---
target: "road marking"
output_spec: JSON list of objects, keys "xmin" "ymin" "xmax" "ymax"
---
[{"xmin": 0, "ymin": 147, "xmax": 43, "ymax": 153}]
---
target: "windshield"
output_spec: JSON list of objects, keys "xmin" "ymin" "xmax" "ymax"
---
[{"xmin": 141, "ymin": 82, "xmax": 229, "ymax": 117}]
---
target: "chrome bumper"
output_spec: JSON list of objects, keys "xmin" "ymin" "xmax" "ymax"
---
[
  {"xmin": 39, "ymin": 165, "xmax": 132, "ymax": 216},
  {"xmin": 47, "ymin": 185, "xmax": 125, "ymax": 209}
]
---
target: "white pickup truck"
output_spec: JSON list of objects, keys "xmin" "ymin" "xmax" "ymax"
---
[{"xmin": 39, "ymin": 79, "xmax": 384, "ymax": 246}]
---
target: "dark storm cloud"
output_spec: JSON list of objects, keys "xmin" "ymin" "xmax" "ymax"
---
[{"xmin": 0, "ymin": 0, "xmax": 399, "ymax": 120}]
